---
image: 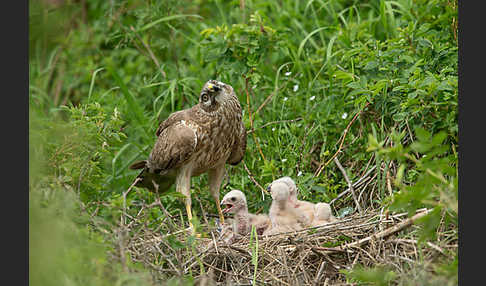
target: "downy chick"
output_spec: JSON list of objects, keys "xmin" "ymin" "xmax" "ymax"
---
[
  {"xmin": 220, "ymin": 190, "xmax": 270, "ymax": 236},
  {"xmin": 311, "ymin": 202, "xmax": 338, "ymax": 227},
  {"xmin": 271, "ymin": 176, "xmax": 315, "ymax": 222},
  {"xmin": 264, "ymin": 182, "xmax": 310, "ymax": 235}
]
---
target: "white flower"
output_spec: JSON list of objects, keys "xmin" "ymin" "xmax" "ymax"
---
[
  {"xmin": 282, "ymin": 158, "xmax": 287, "ymax": 162},
  {"xmin": 283, "ymin": 97, "xmax": 288, "ymax": 102},
  {"xmin": 252, "ymin": 85, "xmax": 257, "ymax": 90},
  {"xmin": 293, "ymin": 84, "xmax": 299, "ymax": 92},
  {"xmin": 309, "ymin": 95, "xmax": 316, "ymax": 101},
  {"xmin": 297, "ymin": 171, "xmax": 303, "ymax": 177},
  {"xmin": 342, "ymin": 112, "xmax": 348, "ymax": 119},
  {"xmin": 272, "ymin": 127, "xmax": 276, "ymax": 131},
  {"xmin": 285, "ymin": 71, "xmax": 292, "ymax": 76}
]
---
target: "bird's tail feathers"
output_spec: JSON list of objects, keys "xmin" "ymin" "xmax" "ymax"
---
[{"xmin": 129, "ymin": 160, "xmax": 147, "ymax": 170}]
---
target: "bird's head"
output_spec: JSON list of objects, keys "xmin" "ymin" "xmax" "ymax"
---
[
  {"xmin": 221, "ymin": 189, "xmax": 247, "ymax": 214},
  {"xmin": 273, "ymin": 176, "xmax": 298, "ymax": 201},
  {"xmin": 199, "ymin": 80, "xmax": 234, "ymax": 110},
  {"xmin": 269, "ymin": 182, "xmax": 290, "ymax": 202},
  {"xmin": 314, "ymin": 203, "xmax": 332, "ymax": 220}
]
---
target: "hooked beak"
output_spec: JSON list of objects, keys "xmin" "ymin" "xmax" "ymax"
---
[
  {"xmin": 220, "ymin": 198, "xmax": 233, "ymax": 214},
  {"xmin": 207, "ymin": 82, "xmax": 221, "ymax": 93}
]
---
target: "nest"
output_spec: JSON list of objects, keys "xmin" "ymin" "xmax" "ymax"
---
[{"xmin": 110, "ymin": 204, "xmax": 455, "ymax": 286}]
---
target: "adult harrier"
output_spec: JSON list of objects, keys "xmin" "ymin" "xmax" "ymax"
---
[{"xmin": 129, "ymin": 80, "xmax": 246, "ymax": 233}]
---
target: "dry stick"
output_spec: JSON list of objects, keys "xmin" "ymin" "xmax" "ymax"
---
[
  {"xmin": 130, "ymin": 26, "xmax": 167, "ymax": 78},
  {"xmin": 313, "ymin": 261, "xmax": 326, "ymax": 286},
  {"xmin": 122, "ymin": 177, "xmax": 141, "ymax": 225},
  {"xmin": 196, "ymin": 197, "xmax": 209, "ymax": 225},
  {"xmin": 279, "ymin": 247, "xmax": 294, "ymax": 285},
  {"xmin": 151, "ymin": 191, "xmax": 180, "ymax": 230},
  {"xmin": 388, "ymin": 239, "xmax": 446, "ymax": 256},
  {"xmin": 243, "ymin": 75, "xmax": 266, "ymax": 162},
  {"xmin": 315, "ymin": 101, "xmax": 371, "ymax": 177},
  {"xmin": 317, "ymin": 209, "xmax": 432, "ymax": 254},
  {"xmin": 334, "ymin": 157, "xmax": 362, "ymax": 214},
  {"xmin": 329, "ymin": 165, "xmax": 376, "ymax": 205},
  {"xmin": 242, "ymin": 160, "xmax": 269, "ymax": 195}
]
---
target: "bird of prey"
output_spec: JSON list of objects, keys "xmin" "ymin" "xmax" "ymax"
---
[
  {"xmin": 220, "ymin": 189, "xmax": 270, "ymax": 237},
  {"xmin": 263, "ymin": 181, "xmax": 310, "ymax": 235},
  {"xmin": 129, "ymin": 80, "xmax": 247, "ymax": 233}
]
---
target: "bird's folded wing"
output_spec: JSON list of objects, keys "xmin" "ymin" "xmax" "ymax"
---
[
  {"xmin": 227, "ymin": 121, "xmax": 247, "ymax": 165},
  {"xmin": 149, "ymin": 121, "xmax": 198, "ymax": 172},
  {"xmin": 156, "ymin": 110, "xmax": 186, "ymax": 137}
]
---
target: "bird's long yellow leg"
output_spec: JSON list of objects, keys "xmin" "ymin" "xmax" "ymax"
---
[
  {"xmin": 184, "ymin": 196, "xmax": 201, "ymax": 237},
  {"xmin": 185, "ymin": 200, "xmax": 196, "ymax": 234},
  {"xmin": 177, "ymin": 166, "xmax": 200, "ymax": 237},
  {"xmin": 215, "ymin": 198, "xmax": 225, "ymax": 225},
  {"xmin": 186, "ymin": 200, "xmax": 194, "ymax": 232}
]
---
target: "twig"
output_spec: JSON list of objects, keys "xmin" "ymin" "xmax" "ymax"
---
[
  {"xmin": 313, "ymin": 261, "xmax": 326, "ymax": 286},
  {"xmin": 321, "ymin": 209, "xmax": 431, "ymax": 254},
  {"xmin": 122, "ymin": 177, "xmax": 141, "ymax": 225},
  {"xmin": 314, "ymin": 101, "xmax": 370, "ymax": 177},
  {"xmin": 334, "ymin": 157, "xmax": 362, "ymax": 214},
  {"xmin": 242, "ymin": 160, "xmax": 269, "ymax": 195},
  {"xmin": 130, "ymin": 26, "xmax": 167, "ymax": 78},
  {"xmin": 389, "ymin": 239, "xmax": 447, "ymax": 256},
  {"xmin": 329, "ymin": 165, "xmax": 376, "ymax": 205}
]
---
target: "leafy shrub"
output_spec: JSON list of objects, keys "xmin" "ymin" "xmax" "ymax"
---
[{"xmin": 29, "ymin": 0, "xmax": 457, "ymax": 284}]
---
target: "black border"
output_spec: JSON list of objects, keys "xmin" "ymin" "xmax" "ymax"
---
[{"xmin": 4, "ymin": 0, "xmax": 28, "ymax": 285}]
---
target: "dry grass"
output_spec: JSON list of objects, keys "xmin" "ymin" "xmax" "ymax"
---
[{"xmin": 102, "ymin": 200, "xmax": 457, "ymax": 285}]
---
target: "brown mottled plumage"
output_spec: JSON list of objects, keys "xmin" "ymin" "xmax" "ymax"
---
[{"xmin": 129, "ymin": 80, "xmax": 246, "ymax": 232}]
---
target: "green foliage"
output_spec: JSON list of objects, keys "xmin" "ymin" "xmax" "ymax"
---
[
  {"xmin": 30, "ymin": 101, "xmax": 127, "ymax": 204},
  {"xmin": 200, "ymin": 11, "xmax": 280, "ymax": 85},
  {"xmin": 367, "ymin": 126, "xmax": 457, "ymax": 240},
  {"xmin": 249, "ymin": 226, "xmax": 260, "ymax": 285},
  {"xmin": 30, "ymin": 0, "xmax": 457, "ymax": 284},
  {"xmin": 29, "ymin": 187, "xmax": 153, "ymax": 286},
  {"xmin": 342, "ymin": 265, "xmax": 397, "ymax": 286}
]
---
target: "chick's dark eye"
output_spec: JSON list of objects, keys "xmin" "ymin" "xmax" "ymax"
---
[
  {"xmin": 230, "ymin": 197, "xmax": 236, "ymax": 202},
  {"xmin": 201, "ymin": 93, "xmax": 209, "ymax": 102}
]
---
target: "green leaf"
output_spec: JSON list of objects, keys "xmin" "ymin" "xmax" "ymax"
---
[{"xmin": 138, "ymin": 14, "xmax": 203, "ymax": 32}]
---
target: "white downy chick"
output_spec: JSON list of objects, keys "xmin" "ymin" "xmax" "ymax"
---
[
  {"xmin": 263, "ymin": 182, "xmax": 310, "ymax": 236},
  {"xmin": 311, "ymin": 202, "xmax": 338, "ymax": 227},
  {"xmin": 270, "ymin": 176, "xmax": 315, "ymax": 222},
  {"xmin": 220, "ymin": 190, "xmax": 270, "ymax": 237}
]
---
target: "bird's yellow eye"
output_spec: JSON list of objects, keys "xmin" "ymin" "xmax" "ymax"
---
[{"xmin": 201, "ymin": 93, "xmax": 209, "ymax": 102}]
